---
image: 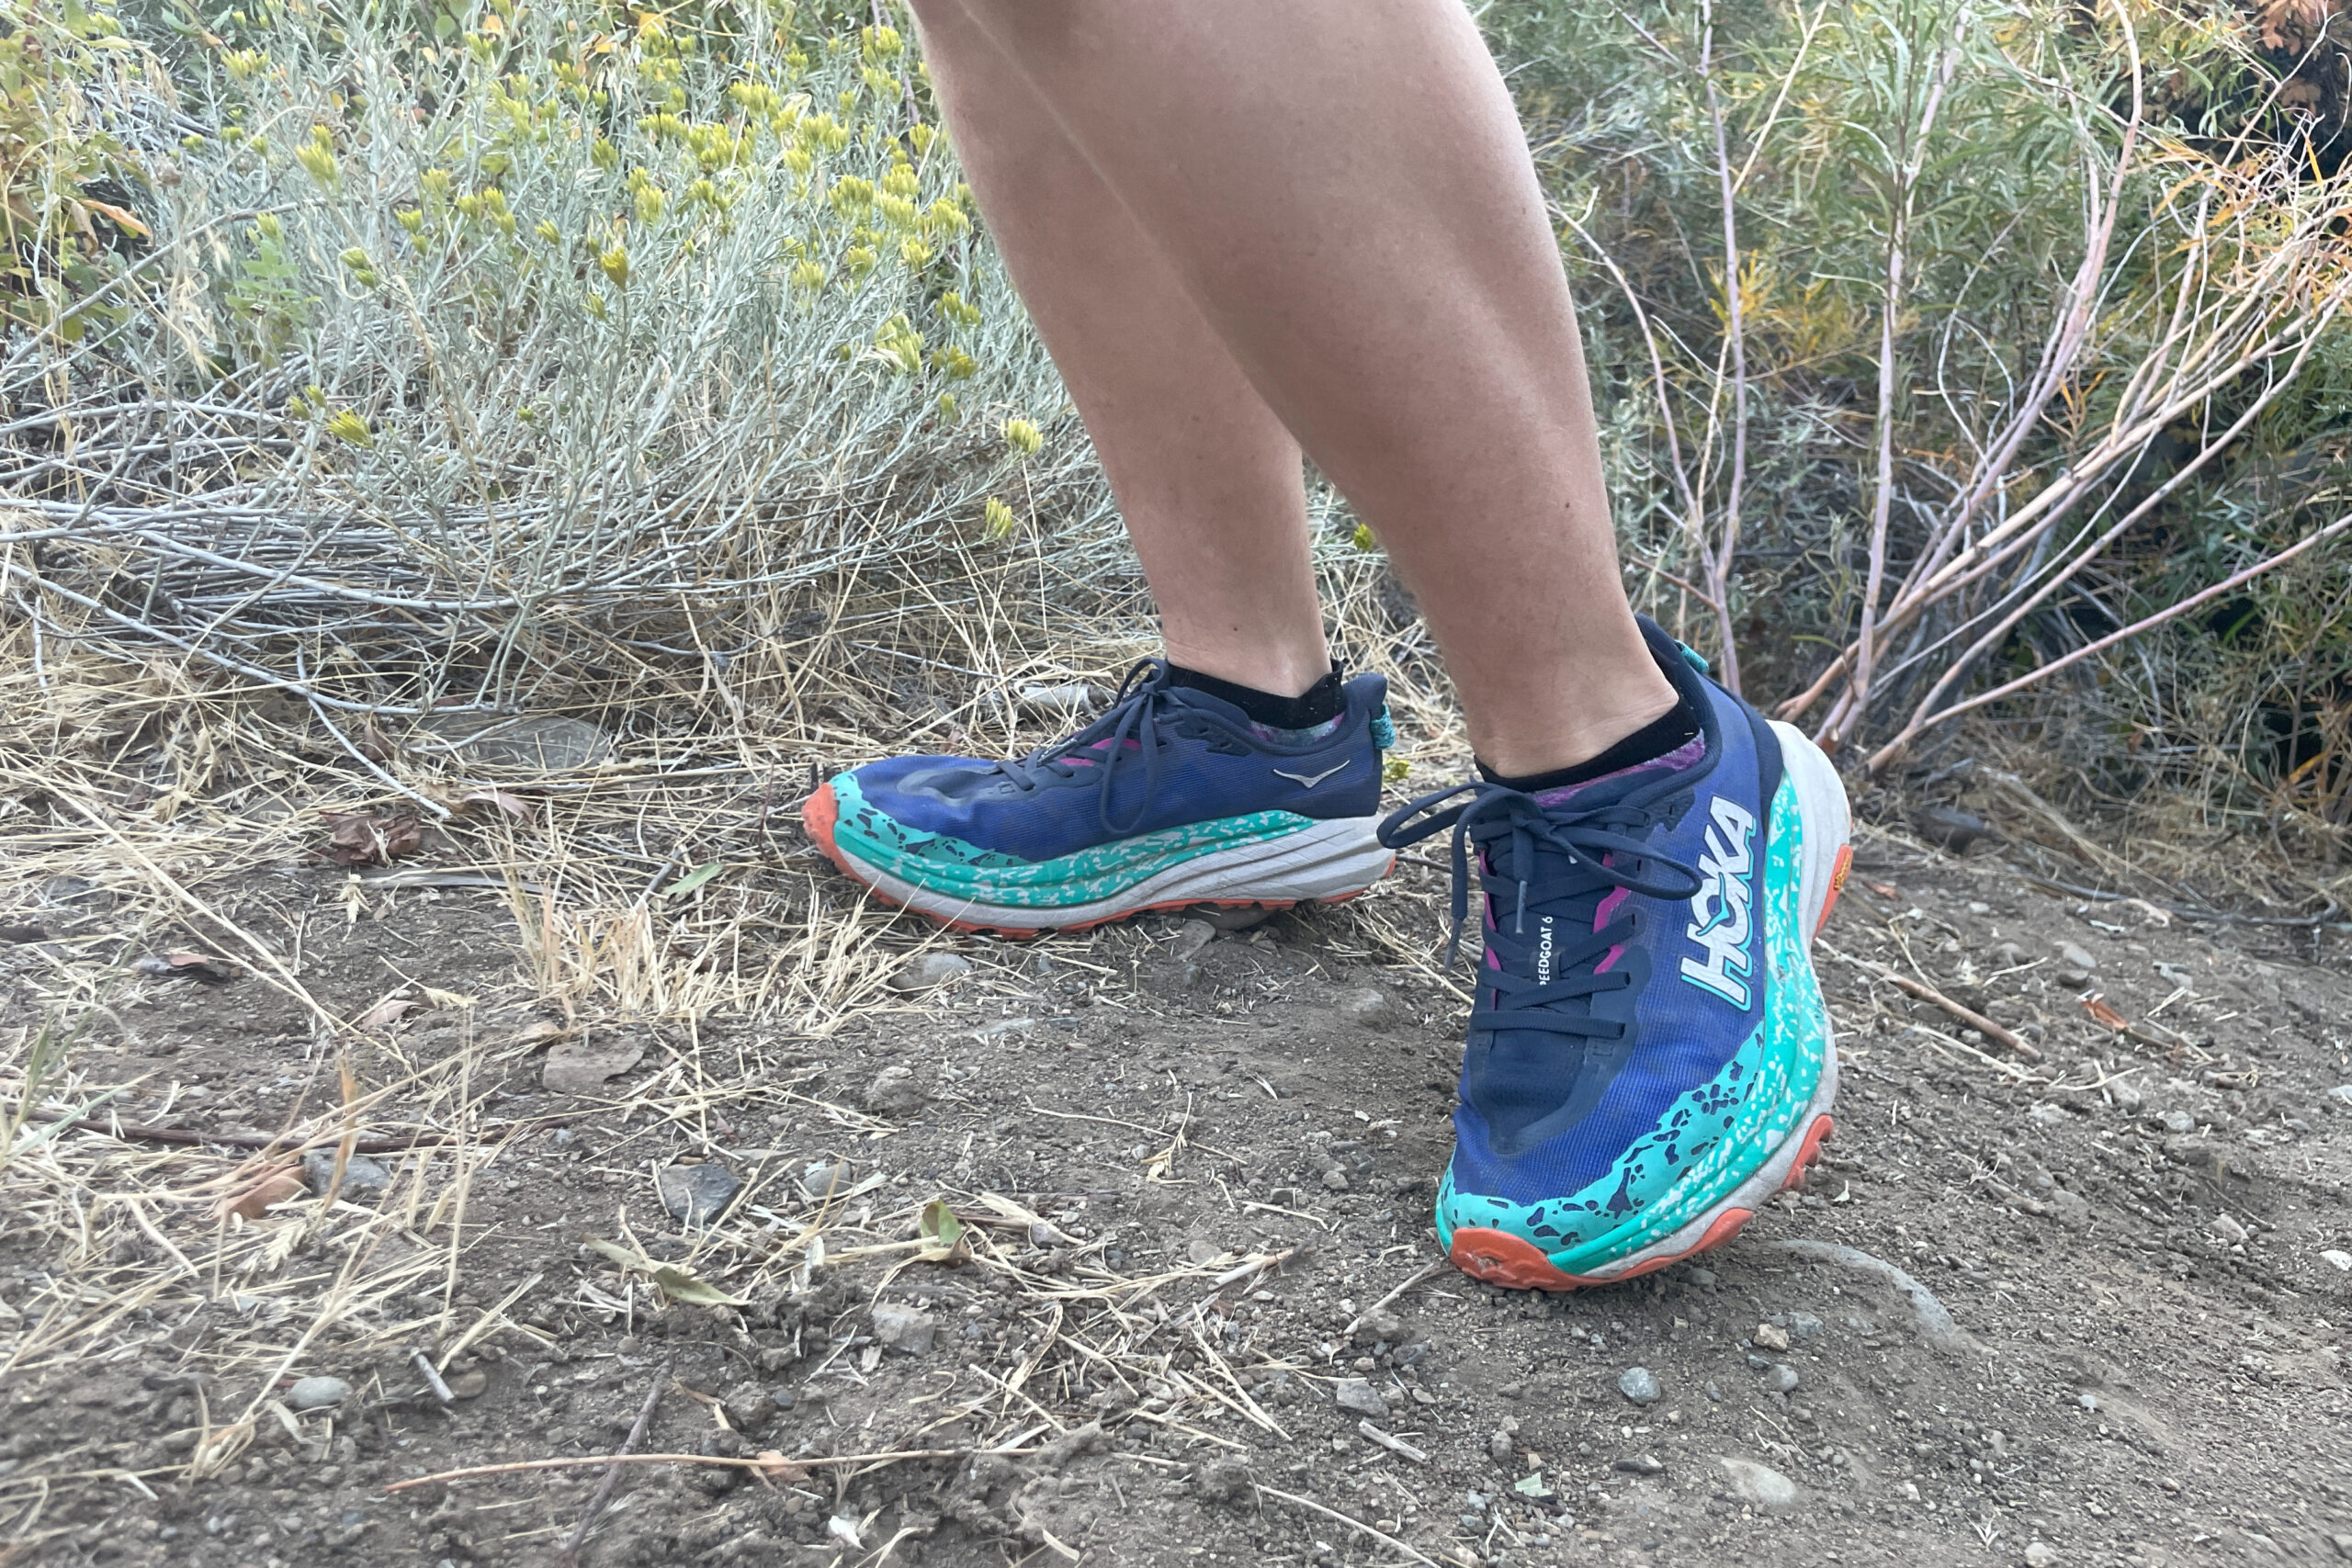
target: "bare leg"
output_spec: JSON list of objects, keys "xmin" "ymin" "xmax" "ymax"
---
[
  {"xmin": 911, "ymin": 0, "xmax": 1331, "ymax": 699},
  {"xmin": 923, "ymin": 0, "xmax": 1677, "ymax": 775}
]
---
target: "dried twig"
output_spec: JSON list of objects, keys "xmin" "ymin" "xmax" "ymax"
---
[
  {"xmin": 1823, "ymin": 942, "xmax": 2041, "ymax": 1061},
  {"xmin": 560, "ymin": 1363, "xmax": 667, "ymax": 1562},
  {"xmin": 1252, "ymin": 1483, "xmax": 1441, "ymax": 1566}
]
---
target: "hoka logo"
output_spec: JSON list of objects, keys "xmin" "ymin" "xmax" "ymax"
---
[{"xmin": 1679, "ymin": 796, "xmax": 1758, "ymax": 1008}]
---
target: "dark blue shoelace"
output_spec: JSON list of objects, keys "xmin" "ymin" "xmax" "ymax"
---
[
  {"xmin": 997, "ymin": 659, "xmax": 1171, "ymax": 835},
  {"xmin": 1377, "ymin": 782, "xmax": 1704, "ymax": 1040}
]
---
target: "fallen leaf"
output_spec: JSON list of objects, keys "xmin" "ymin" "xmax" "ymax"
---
[
  {"xmin": 663, "ymin": 863, "xmax": 726, "ymax": 898},
  {"xmin": 582, "ymin": 1236, "xmax": 747, "ymax": 1306},
  {"xmin": 751, "ymin": 1450, "xmax": 807, "ymax": 1485},
  {"xmin": 654, "ymin": 1266, "xmax": 748, "ymax": 1307},
  {"xmin": 422, "ymin": 986, "xmax": 476, "ymax": 1010},
  {"xmin": 320, "ymin": 810, "xmax": 424, "ymax": 867},
  {"xmin": 133, "ymin": 951, "xmax": 243, "ymax": 983},
  {"xmin": 1860, "ymin": 879, "xmax": 1901, "ymax": 898},
  {"xmin": 355, "ymin": 994, "xmax": 418, "ymax": 1032},
  {"xmin": 582, "ymin": 1236, "xmax": 650, "ymax": 1271},
  {"xmin": 2081, "ymin": 995, "xmax": 2129, "ymax": 1031},
  {"xmin": 1514, "ymin": 1471, "xmax": 1555, "ymax": 1500},
  {"xmin": 457, "ymin": 788, "xmax": 537, "ymax": 824},
  {"xmin": 216, "ymin": 1165, "xmax": 304, "ymax": 1222},
  {"xmin": 916, "ymin": 1198, "xmax": 968, "ymax": 1265},
  {"xmin": 514, "ymin": 1020, "xmax": 568, "ymax": 1046}
]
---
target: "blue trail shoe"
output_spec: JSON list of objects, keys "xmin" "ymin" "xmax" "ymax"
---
[
  {"xmin": 804, "ymin": 661, "xmax": 1397, "ymax": 934},
  {"xmin": 1377, "ymin": 618, "xmax": 1851, "ymax": 1289}
]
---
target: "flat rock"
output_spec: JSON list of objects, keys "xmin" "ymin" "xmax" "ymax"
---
[
  {"xmin": 285, "ymin": 1376, "xmax": 350, "ymax": 1413},
  {"xmin": 543, "ymin": 1038, "xmax": 645, "ymax": 1095},
  {"xmin": 872, "ymin": 1302, "xmax": 935, "ymax": 1354},
  {"xmin": 2058, "ymin": 940, "xmax": 2099, "ymax": 972},
  {"xmin": 1618, "ymin": 1366, "xmax": 1662, "ymax": 1405},
  {"xmin": 415, "ymin": 712, "xmax": 613, "ymax": 771},
  {"xmin": 1333, "ymin": 1378, "xmax": 1389, "ymax": 1418},
  {"xmin": 888, "ymin": 953, "xmax": 972, "ymax": 994},
  {"xmin": 300, "ymin": 1148, "xmax": 392, "ymax": 1198},
  {"xmin": 1718, "ymin": 1456, "xmax": 1800, "ymax": 1512},
  {"xmin": 658, "ymin": 1162, "xmax": 742, "ymax": 1227}
]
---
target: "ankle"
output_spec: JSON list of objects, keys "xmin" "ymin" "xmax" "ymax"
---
[{"xmin": 1473, "ymin": 670, "xmax": 1683, "ymax": 781}]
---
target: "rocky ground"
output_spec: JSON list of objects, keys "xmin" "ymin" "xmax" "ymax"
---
[{"xmin": 5, "ymin": 818, "xmax": 2352, "ymax": 1568}]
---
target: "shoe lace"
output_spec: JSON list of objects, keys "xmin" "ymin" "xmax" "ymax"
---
[
  {"xmin": 1377, "ymin": 781, "xmax": 1705, "ymax": 1040},
  {"xmin": 997, "ymin": 659, "xmax": 1175, "ymax": 835}
]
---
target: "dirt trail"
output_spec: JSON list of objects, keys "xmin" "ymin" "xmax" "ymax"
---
[{"xmin": 4, "ymin": 826, "xmax": 2350, "ymax": 1568}]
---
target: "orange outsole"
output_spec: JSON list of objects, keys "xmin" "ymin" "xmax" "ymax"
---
[
  {"xmin": 798, "ymin": 782, "xmax": 1390, "ymax": 940},
  {"xmin": 1446, "ymin": 1111, "xmax": 1837, "ymax": 1292}
]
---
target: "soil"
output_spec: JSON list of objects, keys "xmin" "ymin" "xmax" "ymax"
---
[{"xmin": 6, "ymin": 824, "xmax": 2352, "ymax": 1568}]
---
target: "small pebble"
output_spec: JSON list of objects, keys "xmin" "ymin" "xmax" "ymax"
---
[
  {"xmin": 2158, "ymin": 1110, "xmax": 2198, "ymax": 1134},
  {"xmin": 447, "ymin": 1369, "xmax": 488, "ymax": 1400},
  {"xmin": 1613, "ymin": 1454, "xmax": 1665, "ymax": 1476},
  {"xmin": 1790, "ymin": 1312, "xmax": 1824, "ymax": 1340},
  {"xmin": 863, "ymin": 1064, "xmax": 928, "ymax": 1116},
  {"xmin": 1333, "ymin": 1378, "xmax": 1389, "ymax": 1419},
  {"xmin": 801, "ymin": 1160, "xmax": 855, "ymax": 1198},
  {"xmin": 1766, "ymin": 1362, "xmax": 1802, "ymax": 1393},
  {"xmin": 2024, "ymin": 1542, "xmax": 2059, "ymax": 1567},
  {"xmin": 300, "ymin": 1149, "xmax": 392, "ymax": 1198},
  {"xmin": 286, "ymin": 1376, "xmax": 349, "ymax": 1413},
  {"xmin": 887, "ymin": 952, "xmax": 972, "ymax": 994},
  {"xmin": 2076, "ymin": 1393, "xmax": 2099, "ymax": 1412},
  {"xmin": 1753, "ymin": 1323, "xmax": 1792, "ymax": 1351},
  {"xmin": 1335, "ymin": 987, "xmax": 1401, "ymax": 1032},
  {"xmin": 657, "ymin": 1162, "xmax": 742, "ymax": 1227},
  {"xmin": 1718, "ymin": 1456, "xmax": 1799, "ymax": 1512},
  {"xmin": 1617, "ymin": 1367, "xmax": 1661, "ymax": 1406},
  {"xmin": 721, "ymin": 1382, "xmax": 779, "ymax": 1433},
  {"xmin": 2059, "ymin": 940, "xmax": 2099, "ymax": 972},
  {"xmin": 1195, "ymin": 1458, "xmax": 1251, "ymax": 1504},
  {"xmin": 871, "ymin": 1303, "xmax": 935, "ymax": 1355}
]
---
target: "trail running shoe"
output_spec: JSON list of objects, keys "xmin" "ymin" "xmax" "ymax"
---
[
  {"xmin": 802, "ymin": 660, "xmax": 1397, "ymax": 935},
  {"xmin": 1378, "ymin": 617, "xmax": 1851, "ymax": 1289}
]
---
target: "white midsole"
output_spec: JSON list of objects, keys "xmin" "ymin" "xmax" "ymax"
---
[
  {"xmin": 834, "ymin": 815, "xmax": 1394, "ymax": 930},
  {"xmin": 1770, "ymin": 719, "xmax": 1853, "ymax": 942}
]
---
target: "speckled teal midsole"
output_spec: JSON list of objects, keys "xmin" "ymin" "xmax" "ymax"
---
[{"xmin": 826, "ymin": 772, "xmax": 1390, "ymax": 917}]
